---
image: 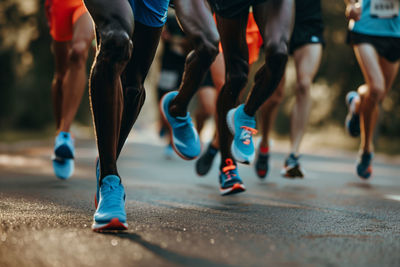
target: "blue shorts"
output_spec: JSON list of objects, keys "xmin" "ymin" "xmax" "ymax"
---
[{"xmin": 128, "ymin": 0, "xmax": 169, "ymax": 27}]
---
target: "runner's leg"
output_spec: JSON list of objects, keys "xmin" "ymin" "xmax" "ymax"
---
[
  {"xmin": 245, "ymin": 0, "xmax": 294, "ymax": 116},
  {"xmin": 168, "ymin": 0, "xmax": 219, "ymax": 117},
  {"xmin": 51, "ymin": 41, "xmax": 69, "ymax": 130},
  {"xmin": 290, "ymin": 43, "xmax": 322, "ymax": 154},
  {"xmin": 84, "ymin": 0, "xmax": 134, "ymax": 179},
  {"xmin": 116, "ymin": 22, "xmax": 163, "ymax": 157},
  {"xmin": 59, "ymin": 12, "xmax": 94, "ymax": 132}
]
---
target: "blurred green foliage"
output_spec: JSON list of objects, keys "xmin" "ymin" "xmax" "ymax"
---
[{"xmin": 0, "ymin": 1, "xmax": 399, "ymax": 139}]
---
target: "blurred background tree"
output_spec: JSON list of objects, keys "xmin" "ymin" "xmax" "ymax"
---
[{"xmin": 0, "ymin": 1, "xmax": 399, "ymax": 150}]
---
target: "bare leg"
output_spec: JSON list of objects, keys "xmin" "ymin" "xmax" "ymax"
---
[
  {"xmin": 84, "ymin": 0, "xmax": 134, "ymax": 179},
  {"xmin": 258, "ymin": 76, "xmax": 285, "ymax": 148},
  {"xmin": 59, "ymin": 13, "xmax": 94, "ymax": 133},
  {"xmin": 168, "ymin": 0, "xmax": 220, "ymax": 117},
  {"xmin": 290, "ymin": 43, "xmax": 322, "ymax": 155},
  {"xmin": 244, "ymin": 0, "xmax": 294, "ymax": 116},
  {"xmin": 354, "ymin": 44, "xmax": 399, "ymax": 153},
  {"xmin": 195, "ymin": 86, "xmax": 216, "ymax": 135},
  {"xmin": 51, "ymin": 42, "xmax": 69, "ymax": 130}
]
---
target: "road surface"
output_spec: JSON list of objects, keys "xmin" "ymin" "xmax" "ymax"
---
[{"xmin": 0, "ymin": 137, "xmax": 399, "ymax": 267}]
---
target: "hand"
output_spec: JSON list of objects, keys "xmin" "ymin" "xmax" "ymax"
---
[{"xmin": 346, "ymin": 2, "xmax": 362, "ymax": 21}]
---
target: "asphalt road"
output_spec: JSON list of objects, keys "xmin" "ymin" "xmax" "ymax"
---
[{"xmin": 0, "ymin": 137, "xmax": 399, "ymax": 267}]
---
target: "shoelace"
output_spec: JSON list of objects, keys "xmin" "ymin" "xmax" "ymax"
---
[
  {"xmin": 239, "ymin": 126, "xmax": 258, "ymax": 145},
  {"xmin": 222, "ymin": 159, "xmax": 237, "ymax": 181},
  {"xmin": 286, "ymin": 154, "xmax": 300, "ymax": 167},
  {"xmin": 100, "ymin": 183, "xmax": 124, "ymax": 209}
]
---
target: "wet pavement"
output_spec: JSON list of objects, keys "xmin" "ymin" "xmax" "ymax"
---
[{"xmin": 0, "ymin": 138, "xmax": 399, "ymax": 267}]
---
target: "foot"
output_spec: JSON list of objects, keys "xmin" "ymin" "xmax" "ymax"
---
[
  {"xmin": 345, "ymin": 91, "xmax": 360, "ymax": 137},
  {"xmin": 226, "ymin": 104, "xmax": 257, "ymax": 164},
  {"xmin": 160, "ymin": 91, "xmax": 201, "ymax": 160},
  {"xmin": 357, "ymin": 152, "xmax": 373, "ymax": 179},
  {"xmin": 255, "ymin": 145, "xmax": 270, "ymax": 179},
  {"xmin": 195, "ymin": 143, "xmax": 218, "ymax": 176},
  {"xmin": 219, "ymin": 158, "xmax": 246, "ymax": 196},
  {"xmin": 54, "ymin": 132, "xmax": 75, "ymax": 159},
  {"xmin": 281, "ymin": 153, "xmax": 304, "ymax": 178},
  {"xmin": 52, "ymin": 132, "xmax": 75, "ymax": 179},
  {"xmin": 92, "ymin": 175, "xmax": 128, "ymax": 231}
]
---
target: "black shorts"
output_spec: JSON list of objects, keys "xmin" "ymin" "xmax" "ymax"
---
[
  {"xmin": 289, "ymin": 23, "xmax": 325, "ymax": 55},
  {"xmin": 208, "ymin": 0, "xmax": 267, "ymax": 18},
  {"xmin": 157, "ymin": 48, "xmax": 186, "ymax": 100},
  {"xmin": 347, "ymin": 31, "xmax": 400, "ymax": 63}
]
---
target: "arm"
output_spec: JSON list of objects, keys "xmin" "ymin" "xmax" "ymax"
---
[{"xmin": 345, "ymin": 0, "xmax": 362, "ymax": 21}]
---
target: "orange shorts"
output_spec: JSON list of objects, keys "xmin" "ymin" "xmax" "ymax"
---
[
  {"xmin": 45, "ymin": 0, "xmax": 88, "ymax": 42},
  {"xmin": 217, "ymin": 12, "xmax": 263, "ymax": 65}
]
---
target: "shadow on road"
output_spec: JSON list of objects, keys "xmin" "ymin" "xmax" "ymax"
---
[{"xmin": 102, "ymin": 232, "xmax": 237, "ymax": 267}]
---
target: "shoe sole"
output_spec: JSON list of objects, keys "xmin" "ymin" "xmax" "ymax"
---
[
  {"xmin": 92, "ymin": 218, "xmax": 128, "ymax": 232},
  {"xmin": 159, "ymin": 93, "xmax": 198, "ymax": 161},
  {"xmin": 281, "ymin": 165, "xmax": 304, "ymax": 179},
  {"xmin": 220, "ymin": 183, "xmax": 246, "ymax": 196},
  {"xmin": 226, "ymin": 109, "xmax": 253, "ymax": 164}
]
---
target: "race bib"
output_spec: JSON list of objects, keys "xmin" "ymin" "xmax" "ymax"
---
[{"xmin": 370, "ymin": 0, "xmax": 399, "ymax": 18}]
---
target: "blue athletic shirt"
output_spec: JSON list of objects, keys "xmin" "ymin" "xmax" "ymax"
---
[{"xmin": 349, "ymin": 0, "xmax": 400, "ymax": 37}]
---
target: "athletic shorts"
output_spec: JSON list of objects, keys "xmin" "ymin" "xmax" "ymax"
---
[
  {"xmin": 347, "ymin": 31, "xmax": 400, "ymax": 63},
  {"xmin": 45, "ymin": 0, "xmax": 88, "ymax": 42},
  {"xmin": 157, "ymin": 48, "xmax": 186, "ymax": 100},
  {"xmin": 128, "ymin": 0, "xmax": 170, "ymax": 27},
  {"xmin": 289, "ymin": 22, "xmax": 325, "ymax": 55},
  {"xmin": 208, "ymin": 0, "xmax": 267, "ymax": 18}
]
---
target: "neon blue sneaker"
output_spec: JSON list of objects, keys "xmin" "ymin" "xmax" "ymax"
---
[
  {"xmin": 227, "ymin": 104, "xmax": 257, "ymax": 164},
  {"xmin": 54, "ymin": 132, "xmax": 75, "ymax": 159},
  {"xmin": 52, "ymin": 157, "xmax": 74, "ymax": 180},
  {"xmin": 92, "ymin": 175, "xmax": 128, "ymax": 231},
  {"xmin": 219, "ymin": 158, "xmax": 246, "ymax": 196},
  {"xmin": 357, "ymin": 152, "xmax": 373, "ymax": 180},
  {"xmin": 160, "ymin": 91, "xmax": 201, "ymax": 160},
  {"xmin": 345, "ymin": 91, "xmax": 360, "ymax": 137}
]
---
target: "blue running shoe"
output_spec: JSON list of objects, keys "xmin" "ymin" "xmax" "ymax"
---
[
  {"xmin": 95, "ymin": 157, "xmax": 100, "ymax": 208},
  {"xmin": 160, "ymin": 91, "xmax": 201, "ymax": 160},
  {"xmin": 92, "ymin": 175, "xmax": 128, "ymax": 231},
  {"xmin": 226, "ymin": 104, "xmax": 257, "ymax": 164},
  {"xmin": 357, "ymin": 152, "xmax": 373, "ymax": 180},
  {"xmin": 345, "ymin": 91, "xmax": 360, "ymax": 137},
  {"xmin": 52, "ymin": 157, "xmax": 74, "ymax": 180},
  {"xmin": 54, "ymin": 132, "xmax": 75, "ymax": 159},
  {"xmin": 219, "ymin": 158, "xmax": 246, "ymax": 196}
]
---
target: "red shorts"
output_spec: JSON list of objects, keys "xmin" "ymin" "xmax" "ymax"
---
[{"xmin": 45, "ymin": 0, "xmax": 88, "ymax": 42}]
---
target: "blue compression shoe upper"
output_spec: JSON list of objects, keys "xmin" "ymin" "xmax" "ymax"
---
[
  {"xmin": 160, "ymin": 91, "xmax": 201, "ymax": 160},
  {"xmin": 345, "ymin": 91, "xmax": 360, "ymax": 137},
  {"xmin": 52, "ymin": 157, "xmax": 74, "ymax": 180},
  {"xmin": 54, "ymin": 132, "xmax": 75, "ymax": 159},
  {"xmin": 92, "ymin": 175, "xmax": 128, "ymax": 231},
  {"xmin": 219, "ymin": 158, "xmax": 246, "ymax": 196},
  {"xmin": 227, "ymin": 104, "xmax": 257, "ymax": 164}
]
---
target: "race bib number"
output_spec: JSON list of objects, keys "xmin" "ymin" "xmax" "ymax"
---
[{"xmin": 370, "ymin": 0, "xmax": 399, "ymax": 18}]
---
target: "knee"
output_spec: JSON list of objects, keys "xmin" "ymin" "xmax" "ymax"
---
[
  {"xmin": 70, "ymin": 40, "xmax": 90, "ymax": 66},
  {"xmin": 100, "ymin": 30, "xmax": 132, "ymax": 65},
  {"xmin": 265, "ymin": 41, "xmax": 289, "ymax": 74},
  {"xmin": 296, "ymin": 77, "xmax": 311, "ymax": 98},
  {"xmin": 368, "ymin": 82, "xmax": 385, "ymax": 102},
  {"xmin": 192, "ymin": 31, "xmax": 220, "ymax": 66}
]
